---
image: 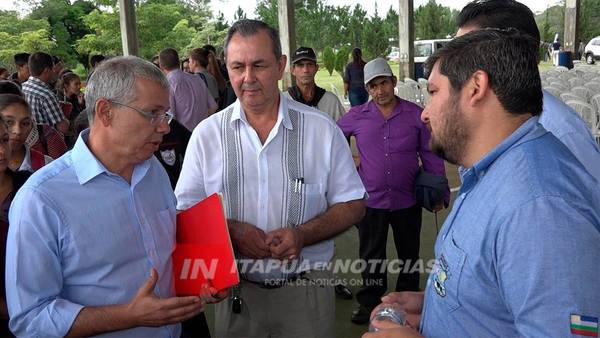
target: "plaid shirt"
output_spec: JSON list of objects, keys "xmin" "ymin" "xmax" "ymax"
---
[{"xmin": 22, "ymin": 77, "xmax": 65, "ymax": 126}]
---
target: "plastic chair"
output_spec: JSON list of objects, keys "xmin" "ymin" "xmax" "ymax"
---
[
  {"xmin": 571, "ymin": 86, "xmax": 593, "ymax": 101},
  {"xmin": 543, "ymin": 86, "xmax": 562, "ymax": 98},
  {"xmin": 560, "ymin": 92, "xmax": 584, "ymax": 103},
  {"xmin": 404, "ymin": 77, "xmax": 418, "ymax": 84},
  {"xmin": 587, "ymin": 95, "xmax": 600, "ymax": 142},
  {"xmin": 565, "ymin": 100, "xmax": 594, "ymax": 129},
  {"xmin": 560, "ymin": 71, "xmax": 577, "ymax": 81},
  {"xmin": 549, "ymin": 81, "xmax": 569, "ymax": 92},
  {"xmin": 420, "ymin": 87, "xmax": 431, "ymax": 106},
  {"xmin": 585, "ymin": 82, "xmax": 600, "ymax": 94},
  {"xmin": 330, "ymin": 84, "xmax": 349, "ymax": 108},
  {"xmin": 568, "ymin": 77, "xmax": 586, "ymax": 89},
  {"xmin": 583, "ymin": 72, "xmax": 599, "ymax": 81},
  {"xmin": 590, "ymin": 94, "xmax": 600, "ymax": 115}
]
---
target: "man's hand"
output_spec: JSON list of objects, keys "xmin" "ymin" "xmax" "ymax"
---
[
  {"xmin": 126, "ymin": 268, "xmax": 204, "ymax": 327},
  {"xmin": 265, "ymin": 227, "xmax": 304, "ymax": 260},
  {"xmin": 198, "ymin": 285, "xmax": 230, "ymax": 304},
  {"xmin": 431, "ymin": 201, "xmax": 444, "ymax": 213},
  {"xmin": 361, "ymin": 320, "xmax": 423, "ymax": 338},
  {"xmin": 228, "ymin": 220, "xmax": 271, "ymax": 259},
  {"xmin": 376, "ymin": 292, "xmax": 424, "ymax": 329}
]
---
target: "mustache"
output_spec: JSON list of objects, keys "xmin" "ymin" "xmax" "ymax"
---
[{"xmin": 242, "ymin": 84, "xmax": 261, "ymax": 91}]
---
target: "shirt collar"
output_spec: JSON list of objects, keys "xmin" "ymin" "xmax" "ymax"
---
[
  {"xmin": 166, "ymin": 68, "xmax": 183, "ymax": 79},
  {"xmin": 19, "ymin": 147, "xmax": 33, "ymax": 172},
  {"xmin": 71, "ymin": 129, "xmax": 151, "ymax": 185},
  {"xmin": 28, "ymin": 76, "xmax": 50, "ymax": 89},
  {"xmin": 364, "ymin": 96, "xmax": 404, "ymax": 118},
  {"xmin": 229, "ymin": 92, "xmax": 293, "ymax": 130},
  {"xmin": 459, "ymin": 116, "xmax": 543, "ymax": 193}
]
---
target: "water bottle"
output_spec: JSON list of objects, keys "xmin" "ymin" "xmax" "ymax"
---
[{"xmin": 368, "ymin": 303, "xmax": 407, "ymax": 332}]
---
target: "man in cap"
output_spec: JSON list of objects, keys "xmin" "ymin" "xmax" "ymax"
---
[
  {"xmin": 337, "ymin": 57, "xmax": 448, "ymax": 325},
  {"xmin": 285, "ymin": 46, "xmax": 345, "ymax": 121},
  {"xmin": 285, "ymin": 46, "xmax": 352, "ymax": 299}
]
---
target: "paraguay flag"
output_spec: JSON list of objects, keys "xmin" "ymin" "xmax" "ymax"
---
[{"xmin": 571, "ymin": 314, "xmax": 598, "ymax": 337}]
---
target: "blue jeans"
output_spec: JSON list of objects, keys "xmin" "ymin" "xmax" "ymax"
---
[{"xmin": 349, "ymin": 88, "xmax": 369, "ymax": 107}]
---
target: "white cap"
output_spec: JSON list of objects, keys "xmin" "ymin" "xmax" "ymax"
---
[{"xmin": 364, "ymin": 58, "xmax": 394, "ymax": 85}]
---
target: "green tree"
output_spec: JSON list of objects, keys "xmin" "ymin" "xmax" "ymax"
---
[
  {"xmin": 234, "ymin": 6, "xmax": 247, "ymax": 21},
  {"xmin": 384, "ymin": 6, "xmax": 399, "ymax": 48},
  {"xmin": 361, "ymin": 5, "xmax": 389, "ymax": 60},
  {"xmin": 535, "ymin": 4, "xmax": 564, "ymax": 43},
  {"xmin": 28, "ymin": 0, "xmax": 96, "ymax": 67},
  {"xmin": 579, "ymin": 0, "xmax": 600, "ymax": 42},
  {"xmin": 349, "ymin": 4, "xmax": 367, "ymax": 48},
  {"xmin": 334, "ymin": 47, "xmax": 349, "ymax": 76},
  {"xmin": 255, "ymin": 0, "xmax": 278, "ymax": 28},
  {"xmin": 414, "ymin": 0, "xmax": 456, "ymax": 40},
  {"xmin": 323, "ymin": 46, "xmax": 335, "ymax": 76},
  {"xmin": 0, "ymin": 10, "xmax": 56, "ymax": 68},
  {"xmin": 75, "ymin": 0, "xmax": 226, "ymax": 61}
]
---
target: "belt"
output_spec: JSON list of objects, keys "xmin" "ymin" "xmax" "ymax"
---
[{"xmin": 242, "ymin": 272, "xmax": 306, "ymax": 289}]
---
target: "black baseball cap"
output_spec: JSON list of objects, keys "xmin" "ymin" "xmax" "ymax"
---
[{"xmin": 292, "ymin": 47, "xmax": 317, "ymax": 64}]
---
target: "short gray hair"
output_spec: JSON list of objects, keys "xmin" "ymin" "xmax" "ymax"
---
[
  {"xmin": 223, "ymin": 19, "xmax": 282, "ymax": 61},
  {"xmin": 85, "ymin": 56, "xmax": 169, "ymax": 123}
]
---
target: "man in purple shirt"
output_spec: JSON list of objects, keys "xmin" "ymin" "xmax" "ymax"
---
[
  {"xmin": 337, "ymin": 58, "xmax": 448, "ymax": 325},
  {"xmin": 159, "ymin": 48, "xmax": 217, "ymax": 131}
]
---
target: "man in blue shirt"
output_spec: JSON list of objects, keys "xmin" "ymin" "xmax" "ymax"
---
[
  {"xmin": 364, "ymin": 28, "xmax": 600, "ymax": 338},
  {"xmin": 455, "ymin": 0, "xmax": 600, "ymax": 182},
  {"xmin": 6, "ymin": 56, "xmax": 206, "ymax": 337}
]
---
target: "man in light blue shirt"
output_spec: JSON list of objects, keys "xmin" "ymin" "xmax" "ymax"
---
[
  {"xmin": 364, "ymin": 29, "xmax": 600, "ymax": 338},
  {"xmin": 455, "ymin": 0, "xmax": 600, "ymax": 183},
  {"xmin": 6, "ymin": 56, "xmax": 204, "ymax": 337}
]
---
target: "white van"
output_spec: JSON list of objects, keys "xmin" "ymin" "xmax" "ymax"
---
[
  {"xmin": 414, "ymin": 38, "xmax": 451, "ymax": 78},
  {"xmin": 584, "ymin": 36, "xmax": 600, "ymax": 64},
  {"xmin": 414, "ymin": 39, "xmax": 451, "ymax": 63}
]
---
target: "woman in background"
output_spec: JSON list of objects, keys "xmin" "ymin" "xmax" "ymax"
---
[
  {"xmin": 0, "ymin": 115, "xmax": 30, "ymax": 337},
  {"xmin": 57, "ymin": 72, "xmax": 85, "ymax": 123},
  {"xmin": 0, "ymin": 94, "xmax": 52, "ymax": 172},
  {"xmin": 344, "ymin": 47, "xmax": 369, "ymax": 107}
]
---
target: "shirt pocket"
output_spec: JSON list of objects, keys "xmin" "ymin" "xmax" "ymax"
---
[
  {"xmin": 150, "ymin": 206, "xmax": 176, "ymax": 256},
  {"xmin": 389, "ymin": 126, "xmax": 418, "ymax": 153},
  {"xmin": 434, "ymin": 234, "xmax": 466, "ymax": 313},
  {"xmin": 287, "ymin": 180, "xmax": 325, "ymax": 225},
  {"xmin": 303, "ymin": 182, "xmax": 326, "ymax": 222}
]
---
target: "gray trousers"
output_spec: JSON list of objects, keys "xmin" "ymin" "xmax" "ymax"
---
[{"xmin": 214, "ymin": 269, "xmax": 335, "ymax": 338}]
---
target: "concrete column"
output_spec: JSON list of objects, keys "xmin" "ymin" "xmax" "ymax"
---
[
  {"xmin": 398, "ymin": 0, "xmax": 415, "ymax": 80},
  {"xmin": 278, "ymin": 0, "xmax": 296, "ymax": 90},
  {"xmin": 118, "ymin": 0, "xmax": 139, "ymax": 56},
  {"xmin": 563, "ymin": 0, "xmax": 580, "ymax": 54}
]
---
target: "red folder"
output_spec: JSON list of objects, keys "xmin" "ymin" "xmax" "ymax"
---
[{"xmin": 173, "ymin": 193, "xmax": 240, "ymax": 295}]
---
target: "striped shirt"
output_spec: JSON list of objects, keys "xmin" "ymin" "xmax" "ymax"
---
[
  {"xmin": 175, "ymin": 94, "xmax": 366, "ymax": 282},
  {"xmin": 22, "ymin": 76, "xmax": 65, "ymax": 126}
]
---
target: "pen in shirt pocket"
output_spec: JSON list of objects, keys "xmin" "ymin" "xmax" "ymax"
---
[{"xmin": 294, "ymin": 177, "xmax": 304, "ymax": 193}]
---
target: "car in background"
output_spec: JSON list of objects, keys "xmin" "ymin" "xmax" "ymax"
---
[
  {"xmin": 414, "ymin": 39, "xmax": 450, "ymax": 78},
  {"xmin": 584, "ymin": 36, "xmax": 600, "ymax": 64},
  {"xmin": 387, "ymin": 51, "xmax": 400, "ymax": 61}
]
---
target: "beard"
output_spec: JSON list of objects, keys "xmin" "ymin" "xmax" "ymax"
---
[{"xmin": 429, "ymin": 95, "xmax": 470, "ymax": 166}]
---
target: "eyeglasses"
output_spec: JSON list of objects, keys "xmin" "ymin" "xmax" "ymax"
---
[{"xmin": 108, "ymin": 100, "xmax": 173, "ymax": 125}]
